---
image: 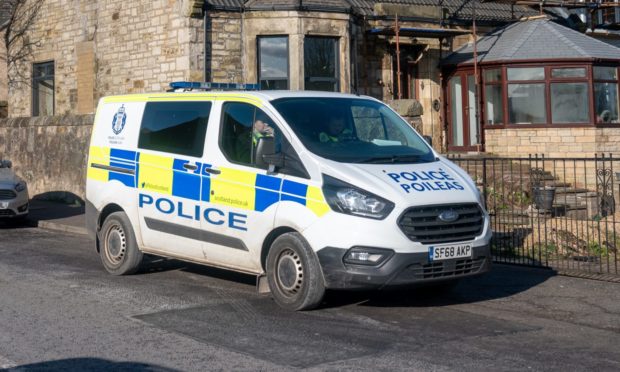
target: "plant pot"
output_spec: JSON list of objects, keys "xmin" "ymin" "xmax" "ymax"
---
[{"xmin": 532, "ymin": 187, "xmax": 556, "ymax": 211}]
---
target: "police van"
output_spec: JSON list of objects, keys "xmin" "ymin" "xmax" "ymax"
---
[{"xmin": 86, "ymin": 82, "xmax": 491, "ymax": 310}]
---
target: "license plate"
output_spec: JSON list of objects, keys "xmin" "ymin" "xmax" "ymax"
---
[
  {"xmin": 429, "ymin": 243, "xmax": 473, "ymax": 261},
  {"xmin": 0, "ymin": 202, "xmax": 7, "ymax": 210}
]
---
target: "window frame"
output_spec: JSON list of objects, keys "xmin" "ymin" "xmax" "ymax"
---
[
  {"xmin": 482, "ymin": 67, "xmax": 505, "ymax": 126},
  {"xmin": 476, "ymin": 63, "xmax": 596, "ymax": 129},
  {"xmin": 32, "ymin": 61, "xmax": 55, "ymax": 116},
  {"xmin": 257, "ymin": 35, "xmax": 290, "ymax": 90},
  {"xmin": 593, "ymin": 65, "xmax": 620, "ymax": 125},
  {"xmin": 303, "ymin": 36, "xmax": 340, "ymax": 92}
]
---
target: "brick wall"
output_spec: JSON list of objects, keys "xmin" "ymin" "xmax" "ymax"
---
[
  {"xmin": 484, "ymin": 127, "xmax": 620, "ymax": 189},
  {"xmin": 485, "ymin": 128, "xmax": 600, "ymax": 158},
  {"xmin": 0, "ymin": 115, "xmax": 93, "ymax": 198},
  {"xmin": 8, "ymin": 0, "xmax": 204, "ymax": 117}
]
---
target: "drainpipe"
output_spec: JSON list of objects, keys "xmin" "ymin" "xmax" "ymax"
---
[
  {"xmin": 203, "ymin": 6, "xmax": 209, "ymax": 82},
  {"xmin": 472, "ymin": 2, "xmax": 481, "ymax": 149},
  {"xmin": 395, "ymin": 13, "xmax": 402, "ymax": 100}
]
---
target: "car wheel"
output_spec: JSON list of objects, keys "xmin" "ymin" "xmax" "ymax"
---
[
  {"xmin": 99, "ymin": 211, "xmax": 143, "ymax": 275},
  {"xmin": 266, "ymin": 232, "xmax": 325, "ymax": 311}
]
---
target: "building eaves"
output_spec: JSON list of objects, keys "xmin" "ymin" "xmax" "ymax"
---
[{"xmin": 244, "ymin": 0, "xmax": 352, "ymax": 13}]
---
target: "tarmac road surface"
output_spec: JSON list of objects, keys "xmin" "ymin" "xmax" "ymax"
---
[{"xmin": 1, "ymin": 225, "xmax": 620, "ymax": 371}]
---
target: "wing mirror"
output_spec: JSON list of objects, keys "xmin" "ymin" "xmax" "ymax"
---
[
  {"xmin": 255, "ymin": 136, "xmax": 284, "ymax": 172},
  {"xmin": 423, "ymin": 135, "xmax": 432, "ymax": 147}
]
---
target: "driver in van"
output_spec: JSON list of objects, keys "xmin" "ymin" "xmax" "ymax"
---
[{"xmin": 319, "ymin": 116, "xmax": 351, "ymax": 143}]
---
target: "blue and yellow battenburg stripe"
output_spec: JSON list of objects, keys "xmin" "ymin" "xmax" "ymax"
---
[{"xmin": 88, "ymin": 146, "xmax": 330, "ymax": 217}]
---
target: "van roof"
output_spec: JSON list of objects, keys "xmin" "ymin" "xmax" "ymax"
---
[{"xmin": 100, "ymin": 90, "xmax": 371, "ymax": 104}]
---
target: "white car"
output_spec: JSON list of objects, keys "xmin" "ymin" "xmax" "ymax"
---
[{"xmin": 0, "ymin": 160, "xmax": 29, "ymax": 221}]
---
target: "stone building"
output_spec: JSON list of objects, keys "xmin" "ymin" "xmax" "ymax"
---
[{"xmin": 3, "ymin": 0, "xmax": 538, "ymax": 150}]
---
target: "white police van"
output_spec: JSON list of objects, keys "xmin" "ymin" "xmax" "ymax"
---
[{"xmin": 86, "ymin": 82, "xmax": 491, "ymax": 310}]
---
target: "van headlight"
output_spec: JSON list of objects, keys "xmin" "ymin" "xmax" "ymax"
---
[
  {"xmin": 322, "ymin": 174, "xmax": 394, "ymax": 219},
  {"xmin": 15, "ymin": 181, "xmax": 26, "ymax": 192}
]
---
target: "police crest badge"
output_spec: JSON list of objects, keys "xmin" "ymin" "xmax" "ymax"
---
[{"xmin": 112, "ymin": 105, "xmax": 127, "ymax": 135}]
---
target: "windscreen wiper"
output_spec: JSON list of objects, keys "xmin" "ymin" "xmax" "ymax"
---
[{"xmin": 356, "ymin": 155, "xmax": 424, "ymax": 164}]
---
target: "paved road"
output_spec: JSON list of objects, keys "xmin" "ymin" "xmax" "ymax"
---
[{"xmin": 1, "ymin": 225, "xmax": 620, "ymax": 371}]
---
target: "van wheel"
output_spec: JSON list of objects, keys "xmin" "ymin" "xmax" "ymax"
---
[
  {"xmin": 266, "ymin": 232, "xmax": 325, "ymax": 311},
  {"xmin": 99, "ymin": 211, "xmax": 143, "ymax": 275}
]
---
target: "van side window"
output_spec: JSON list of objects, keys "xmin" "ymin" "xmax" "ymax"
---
[
  {"xmin": 220, "ymin": 102, "xmax": 280, "ymax": 167},
  {"xmin": 138, "ymin": 101, "xmax": 211, "ymax": 157}
]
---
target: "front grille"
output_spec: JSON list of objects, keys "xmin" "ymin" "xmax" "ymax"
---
[
  {"xmin": 0, "ymin": 209, "xmax": 15, "ymax": 217},
  {"xmin": 398, "ymin": 203, "xmax": 484, "ymax": 244},
  {"xmin": 404, "ymin": 258, "xmax": 486, "ymax": 280},
  {"xmin": 0, "ymin": 189, "xmax": 17, "ymax": 200}
]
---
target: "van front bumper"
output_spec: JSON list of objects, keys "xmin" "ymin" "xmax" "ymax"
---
[{"xmin": 316, "ymin": 245, "xmax": 491, "ymax": 290}]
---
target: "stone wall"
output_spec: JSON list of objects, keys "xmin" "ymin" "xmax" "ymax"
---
[
  {"xmin": 0, "ymin": 115, "xmax": 93, "ymax": 198},
  {"xmin": 485, "ymin": 128, "xmax": 599, "ymax": 158},
  {"xmin": 8, "ymin": 0, "xmax": 204, "ymax": 117},
  {"xmin": 484, "ymin": 127, "xmax": 620, "ymax": 190},
  {"xmin": 206, "ymin": 11, "xmax": 243, "ymax": 83}
]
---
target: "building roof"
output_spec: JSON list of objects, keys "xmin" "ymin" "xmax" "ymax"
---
[
  {"xmin": 206, "ymin": 0, "xmax": 537, "ymax": 22},
  {"xmin": 442, "ymin": 17, "xmax": 620, "ymax": 66}
]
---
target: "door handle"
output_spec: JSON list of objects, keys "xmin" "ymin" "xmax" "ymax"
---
[
  {"xmin": 204, "ymin": 167, "xmax": 221, "ymax": 175},
  {"xmin": 183, "ymin": 163, "xmax": 198, "ymax": 171}
]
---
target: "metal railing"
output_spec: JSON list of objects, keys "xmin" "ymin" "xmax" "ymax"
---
[{"xmin": 448, "ymin": 154, "xmax": 620, "ymax": 279}]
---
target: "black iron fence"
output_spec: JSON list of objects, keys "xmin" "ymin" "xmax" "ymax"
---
[{"xmin": 448, "ymin": 154, "xmax": 620, "ymax": 279}]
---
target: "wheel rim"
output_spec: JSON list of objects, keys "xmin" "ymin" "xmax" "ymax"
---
[
  {"xmin": 275, "ymin": 248, "xmax": 303, "ymax": 296},
  {"xmin": 104, "ymin": 223, "xmax": 126, "ymax": 266}
]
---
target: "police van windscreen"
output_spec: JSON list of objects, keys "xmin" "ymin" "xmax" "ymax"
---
[{"xmin": 270, "ymin": 97, "xmax": 436, "ymax": 164}]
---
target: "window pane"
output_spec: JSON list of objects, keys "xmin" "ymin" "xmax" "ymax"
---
[
  {"xmin": 551, "ymin": 83, "xmax": 590, "ymax": 124},
  {"xmin": 258, "ymin": 36, "xmax": 288, "ymax": 90},
  {"xmin": 551, "ymin": 67, "xmax": 586, "ymax": 78},
  {"xmin": 595, "ymin": 82, "xmax": 620, "ymax": 123},
  {"xmin": 485, "ymin": 85, "xmax": 503, "ymax": 125},
  {"xmin": 594, "ymin": 66, "xmax": 618, "ymax": 80},
  {"xmin": 507, "ymin": 67, "xmax": 544, "ymax": 81},
  {"xmin": 260, "ymin": 79, "xmax": 288, "ymax": 90},
  {"xmin": 32, "ymin": 61, "xmax": 54, "ymax": 116},
  {"xmin": 304, "ymin": 37, "xmax": 339, "ymax": 92},
  {"xmin": 450, "ymin": 76, "xmax": 464, "ymax": 146},
  {"xmin": 508, "ymin": 83, "xmax": 546, "ymax": 124},
  {"xmin": 220, "ymin": 102, "xmax": 255, "ymax": 164},
  {"xmin": 483, "ymin": 68, "xmax": 501, "ymax": 83},
  {"xmin": 138, "ymin": 102, "xmax": 211, "ymax": 157},
  {"xmin": 220, "ymin": 102, "xmax": 281, "ymax": 166}
]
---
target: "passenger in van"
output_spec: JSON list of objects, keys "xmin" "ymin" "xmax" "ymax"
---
[
  {"xmin": 235, "ymin": 117, "xmax": 274, "ymax": 163},
  {"xmin": 252, "ymin": 119, "xmax": 274, "ymax": 145},
  {"xmin": 319, "ymin": 116, "xmax": 352, "ymax": 143}
]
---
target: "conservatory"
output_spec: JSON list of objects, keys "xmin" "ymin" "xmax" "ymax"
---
[{"xmin": 442, "ymin": 17, "xmax": 620, "ymax": 157}]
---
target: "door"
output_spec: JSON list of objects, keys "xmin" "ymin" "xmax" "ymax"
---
[
  {"xmin": 200, "ymin": 101, "xmax": 286, "ymax": 272},
  {"xmin": 136, "ymin": 101, "xmax": 212, "ymax": 260},
  {"xmin": 448, "ymin": 73, "xmax": 482, "ymax": 151}
]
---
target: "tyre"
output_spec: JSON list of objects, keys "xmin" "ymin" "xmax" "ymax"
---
[
  {"xmin": 98, "ymin": 211, "xmax": 143, "ymax": 275},
  {"xmin": 266, "ymin": 232, "xmax": 325, "ymax": 311}
]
